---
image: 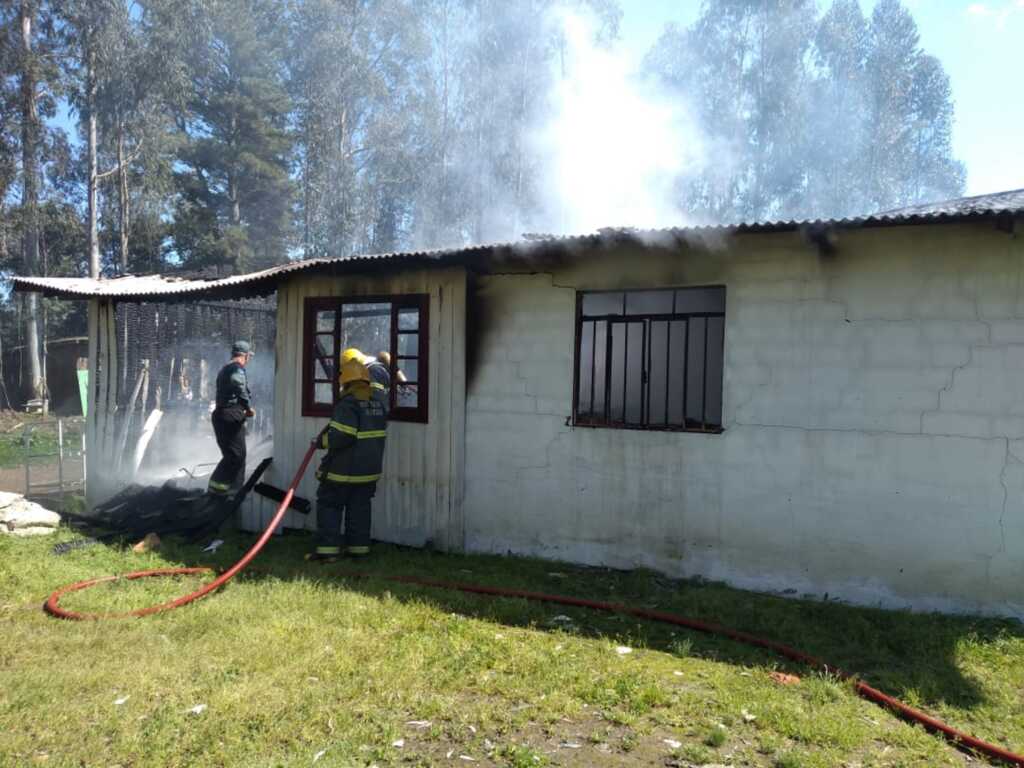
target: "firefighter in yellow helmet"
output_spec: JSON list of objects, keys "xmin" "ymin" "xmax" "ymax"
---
[
  {"xmin": 307, "ymin": 355, "xmax": 387, "ymax": 561},
  {"xmin": 343, "ymin": 346, "xmax": 391, "ymax": 414}
]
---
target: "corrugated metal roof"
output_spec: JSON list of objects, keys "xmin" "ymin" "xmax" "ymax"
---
[
  {"xmin": 8, "ymin": 246, "xmax": 500, "ymax": 301},
  {"xmin": 532, "ymin": 187, "xmax": 1024, "ymax": 239},
  {"xmin": 873, "ymin": 187, "xmax": 1024, "ymax": 219},
  {"xmin": 10, "ymin": 188, "xmax": 1023, "ymax": 301}
]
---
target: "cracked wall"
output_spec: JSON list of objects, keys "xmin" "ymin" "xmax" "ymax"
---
[{"xmin": 463, "ymin": 222, "xmax": 1024, "ymax": 618}]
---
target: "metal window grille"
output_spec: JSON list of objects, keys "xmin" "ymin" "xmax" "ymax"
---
[{"xmin": 573, "ymin": 287, "xmax": 726, "ymax": 432}]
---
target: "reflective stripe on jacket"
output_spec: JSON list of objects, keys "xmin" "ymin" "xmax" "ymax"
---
[{"xmin": 317, "ymin": 382, "xmax": 387, "ymax": 485}]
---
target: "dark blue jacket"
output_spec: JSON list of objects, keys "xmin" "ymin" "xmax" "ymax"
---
[
  {"xmin": 215, "ymin": 362, "xmax": 251, "ymax": 410},
  {"xmin": 317, "ymin": 382, "xmax": 387, "ymax": 485}
]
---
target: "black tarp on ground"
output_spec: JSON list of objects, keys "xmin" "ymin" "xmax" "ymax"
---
[{"xmin": 59, "ymin": 457, "xmax": 272, "ymax": 549}]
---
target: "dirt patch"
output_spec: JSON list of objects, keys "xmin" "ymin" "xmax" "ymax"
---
[
  {"xmin": 388, "ymin": 710, "xmax": 734, "ymax": 767},
  {"xmin": 0, "ymin": 459, "xmax": 83, "ymax": 496}
]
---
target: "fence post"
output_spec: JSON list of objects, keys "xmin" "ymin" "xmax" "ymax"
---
[
  {"xmin": 57, "ymin": 418, "xmax": 65, "ymax": 502},
  {"xmin": 23, "ymin": 425, "xmax": 30, "ymax": 497}
]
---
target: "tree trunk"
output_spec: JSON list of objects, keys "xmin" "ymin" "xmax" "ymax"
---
[
  {"xmin": 19, "ymin": 0, "xmax": 43, "ymax": 401},
  {"xmin": 227, "ymin": 110, "xmax": 241, "ymax": 273},
  {"xmin": 117, "ymin": 116, "xmax": 130, "ymax": 274},
  {"xmin": 87, "ymin": 27, "xmax": 100, "ymax": 279}
]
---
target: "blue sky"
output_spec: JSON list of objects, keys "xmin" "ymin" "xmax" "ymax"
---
[{"xmin": 618, "ymin": 0, "xmax": 1024, "ymax": 196}]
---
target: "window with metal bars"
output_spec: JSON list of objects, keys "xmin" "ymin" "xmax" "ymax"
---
[
  {"xmin": 302, "ymin": 295, "xmax": 429, "ymax": 422},
  {"xmin": 573, "ymin": 287, "xmax": 725, "ymax": 432}
]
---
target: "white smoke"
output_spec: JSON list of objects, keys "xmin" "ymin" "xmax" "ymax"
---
[{"xmin": 529, "ymin": 7, "xmax": 710, "ymax": 235}]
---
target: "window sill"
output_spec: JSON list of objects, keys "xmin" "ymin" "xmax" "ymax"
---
[{"xmin": 571, "ymin": 419, "xmax": 724, "ymax": 435}]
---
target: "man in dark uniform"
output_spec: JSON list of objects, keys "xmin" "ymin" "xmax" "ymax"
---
[
  {"xmin": 208, "ymin": 341, "xmax": 254, "ymax": 498},
  {"xmin": 307, "ymin": 356, "xmax": 387, "ymax": 561}
]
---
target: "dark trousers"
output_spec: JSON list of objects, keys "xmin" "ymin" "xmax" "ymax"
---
[
  {"xmin": 209, "ymin": 407, "xmax": 246, "ymax": 495},
  {"xmin": 314, "ymin": 482, "xmax": 376, "ymax": 555}
]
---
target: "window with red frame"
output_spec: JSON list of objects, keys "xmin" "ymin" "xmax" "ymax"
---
[{"xmin": 302, "ymin": 295, "xmax": 429, "ymax": 422}]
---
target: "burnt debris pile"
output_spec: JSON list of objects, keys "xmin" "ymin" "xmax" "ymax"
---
[{"xmin": 62, "ymin": 438, "xmax": 273, "ymax": 551}]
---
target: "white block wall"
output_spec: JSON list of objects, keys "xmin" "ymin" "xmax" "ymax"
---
[{"xmin": 464, "ymin": 222, "xmax": 1024, "ymax": 618}]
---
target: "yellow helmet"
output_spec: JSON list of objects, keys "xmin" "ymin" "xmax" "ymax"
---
[
  {"xmin": 342, "ymin": 347, "xmax": 373, "ymax": 365},
  {"xmin": 339, "ymin": 358, "xmax": 369, "ymax": 386}
]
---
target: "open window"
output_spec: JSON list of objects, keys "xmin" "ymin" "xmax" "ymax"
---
[
  {"xmin": 303, "ymin": 295, "xmax": 429, "ymax": 422},
  {"xmin": 573, "ymin": 287, "xmax": 725, "ymax": 432}
]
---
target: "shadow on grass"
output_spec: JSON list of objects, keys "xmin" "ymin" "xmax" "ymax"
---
[{"xmin": 118, "ymin": 527, "xmax": 1024, "ymax": 716}]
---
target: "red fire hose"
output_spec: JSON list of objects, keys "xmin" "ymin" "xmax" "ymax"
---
[
  {"xmin": 44, "ymin": 440, "xmax": 319, "ymax": 621},
  {"xmin": 367, "ymin": 574, "xmax": 1024, "ymax": 766},
  {"xmin": 42, "ymin": 439, "xmax": 1023, "ymax": 766}
]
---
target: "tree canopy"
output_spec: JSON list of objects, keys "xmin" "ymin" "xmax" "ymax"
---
[{"xmin": 0, "ymin": 0, "xmax": 966, "ymax": 399}]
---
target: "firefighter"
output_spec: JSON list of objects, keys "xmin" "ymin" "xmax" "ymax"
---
[
  {"xmin": 307, "ymin": 355, "xmax": 388, "ymax": 560},
  {"xmin": 208, "ymin": 341, "xmax": 254, "ymax": 498},
  {"xmin": 343, "ymin": 347, "xmax": 390, "ymax": 413},
  {"xmin": 377, "ymin": 350, "xmax": 406, "ymax": 383}
]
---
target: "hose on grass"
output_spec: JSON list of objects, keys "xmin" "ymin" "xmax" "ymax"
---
[
  {"xmin": 42, "ymin": 438, "xmax": 1023, "ymax": 766},
  {"xmin": 357, "ymin": 572, "xmax": 1024, "ymax": 767},
  {"xmin": 43, "ymin": 440, "xmax": 319, "ymax": 621}
]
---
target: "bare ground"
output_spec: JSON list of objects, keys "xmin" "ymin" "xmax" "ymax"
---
[{"xmin": 0, "ymin": 459, "xmax": 83, "ymax": 496}]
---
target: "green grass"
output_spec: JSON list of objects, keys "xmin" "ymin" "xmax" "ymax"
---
[{"xmin": 1, "ymin": 527, "xmax": 1022, "ymax": 767}]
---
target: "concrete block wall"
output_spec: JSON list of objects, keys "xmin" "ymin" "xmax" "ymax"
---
[{"xmin": 463, "ymin": 223, "xmax": 1024, "ymax": 618}]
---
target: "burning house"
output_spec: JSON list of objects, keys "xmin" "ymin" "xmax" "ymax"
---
[{"xmin": 12, "ymin": 188, "xmax": 1024, "ymax": 619}]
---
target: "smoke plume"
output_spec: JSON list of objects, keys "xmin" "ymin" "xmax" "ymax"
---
[{"xmin": 528, "ymin": 7, "xmax": 711, "ymax": 236}]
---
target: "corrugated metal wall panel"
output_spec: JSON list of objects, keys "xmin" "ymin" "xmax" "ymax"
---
[{"xmin": 242, "ymin": 268, "xmax": 467, "ymax": 551}]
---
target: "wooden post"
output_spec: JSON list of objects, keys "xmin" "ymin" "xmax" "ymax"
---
[
  {"xmin": 139, "ymin": 358, "xmax": 150, "ymax": 430},
  {"xmin": 57, "ymin": 417, "xmax": 64, "ymax": 501},
  {"xmin": 85, "ymin": 299, "xmax": 99, "ymax": 507},
  {"xmin": 86, "ymin": 300, "xmax": 120, "ymax": 504},
  {"xmin": 115, "ymin": 359, "xmax": 148, "ymax": 473},
  {"xmin": 104, "ymin": 301, "xmax": 119, "ymax": 465},
  {"xmin": 199, "ymin": 358, "xmax": 209, "ymax": 401},
  {"xmin": 166, "ymin": 357, "xmax": 175, "ymax": 403},
  {"xmin": 132, "ymin": 409, "xmax": 163, "ymax": 477}
]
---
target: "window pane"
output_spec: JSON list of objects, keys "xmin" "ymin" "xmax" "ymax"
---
[
  {"xmin": 582, "ymin": 292, "xmax": 624, "ymax": 317},
  {"xmin": 676, "ymin": 286, "xmax": 726, "ymax": 314},
  {"xmin": 398, "ymin": 308, "xmax": 419, "ymax": 331},
  {"xmin": 624, "ymin": 323, "xmax": 644, "ymax": 424},
  {"xmin": 341, "ymin": 302, "xmax": 391, "ymax": 360},
  {"xmin": 648, "ymin": 321, "xmax": 669, "ymax": 425},
  {"xmin": 398, "ymin": 332, "xmax": 418, "ymax": 357},
  {"xmin": 396, "ymin": 383, "xmax": 418, "ymax": 408},
  {"xmin": 686, "ymin": 318, "xmax": 708, "ymax": 425},
  {"xmin": 315, "ymin": 333, "xmax": 335, "ymax": 357},
  {"xmin": 608, "ymin": 323, "xmax": 625, "ymax": 422},
  {"xmin": 577, "ymin": 321, "xmax": 594, "ymax": 417},
  {"xmin": 314, "ymin": 382, "xmax": 333, "ymax": 405},
  {"xmin": 705, "ymin": 316, "xmax": 725, "ymax": 427},
  {"xmin": 397, "ymin": 358, "xmax": 418, "ymax": 383},
  {"xmin": 608, "ymin": 322, "xmax": 643, "ymax": 423},
  {"xmin": 667, "ymin": 320, "xmax": 688, "ymax": 426},
  {"xmin": 593, "ymin": 321, "xmax": 607, "ymax": 418},
  {"xmin": 316, "ymin": 310, "xmax": 335, "ymax": 333},
  {"xmin": 314, "ymin": 358, "xmax": 331, "ymax": 380},
  {"xmin": 625, "ymin": 290, "xmax": 673, "ymax": 316}
]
